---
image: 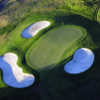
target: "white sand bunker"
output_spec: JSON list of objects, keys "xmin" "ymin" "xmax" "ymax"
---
[
  {"xmin": 0, "ymin": 53, "xmax": 35, "ymax": 88},
  {"xmin": 22, "ymin": 21, "xmax": 51, "ymax": 38},
  {"xmin": 64, "ymin": 48, "xmax": 95, "ymax": 74}
]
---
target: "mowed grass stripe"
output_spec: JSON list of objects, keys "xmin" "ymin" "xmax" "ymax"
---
[{"xmin": 26, "ymin": 25, "xmax": 87, "ymax": 70}]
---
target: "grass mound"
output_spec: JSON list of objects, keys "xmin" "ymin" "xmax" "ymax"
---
[{"xmin": 26, "ymin": 25, "xmax": 87, "ymax": 70}]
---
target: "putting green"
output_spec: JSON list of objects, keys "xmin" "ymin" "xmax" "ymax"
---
[{"xmin": 26, "ymin": 25, "xmax": 87, "ymax": 70}]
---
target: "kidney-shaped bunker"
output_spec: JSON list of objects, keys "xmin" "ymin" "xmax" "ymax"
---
[
  {"xmin": 0, "ymin": 53, "xmax": 35, "ymax": 88},
  {"xmin": 22, "ymin": 21, "xmax": 51, "ymax": 38},
  {"xmin": 64, "ymin": 48, "xmax": 95, "ymax": 74}
]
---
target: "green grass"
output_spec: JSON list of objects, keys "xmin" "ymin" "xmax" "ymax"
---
[
  {"xmin": 0, "ymin": 1, "xmax": 100, "ymax": 100},
  {"xmin": 0, "ymin": 9, "xmax": 98, "ymax": 99},
  {"xmin": 0, "ymin": 13, "xmax": 54, "ymax": 99},
  {"xmin": 26, "ymin": 25, "xmax": 87, "ymax": 71},
  {"xmin": 39, "ymin": 14, "xmax": 100, "ymax": 100}
]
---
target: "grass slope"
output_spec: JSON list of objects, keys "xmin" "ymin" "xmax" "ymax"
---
[
  {"xmin": 0, "ymin": 11, "xmax": 97, "ymax": 100},
  {"xmin": 26, "ymin": 25, "xmax": 87, "ymax": 70},
  {"xmin": 0, "ymin": 14, "xmax": 54, "ymax": 99},
  {"xmin": 0, "ymin": 0, "xmax": 100, "ymax": 100}
]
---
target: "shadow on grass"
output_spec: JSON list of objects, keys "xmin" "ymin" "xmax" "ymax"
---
[
  {"xmin": 40, "ymin": 15, "xmax": 100, "ymax": 100},
  {"xmin": 0, "ymin": 14, "xmax": 100, "ymax": 100},
  {"xmin": 0, "ymin": 51, "xmax": 40, "ymax": 100},
  {"xmin": 0, "ymin": 69, "xmax": 40, "ymax": 100},
  {"xmin": 40, "ymin": 48, "xmax": 100, "ymax": 100},
  {"xmin": 54, "ymin": 14, "xmax": 100, "ymax": 46}
]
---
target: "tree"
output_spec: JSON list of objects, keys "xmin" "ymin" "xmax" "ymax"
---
[
  {"xmin": 0, "ymin": 0, "xmax": 8, "ymax": 11},
  {"xmin": 83, "ymin": 0, "xmax": 100, "ymax": 21}
]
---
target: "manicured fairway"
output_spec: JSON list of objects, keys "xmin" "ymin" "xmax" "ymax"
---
[{"xmin": 26, "ymin": 25, "xmax": 87, "ymax": 70}]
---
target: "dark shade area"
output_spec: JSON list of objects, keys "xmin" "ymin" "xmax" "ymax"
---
[
  {"xmin": 0, "ymin": 80, "xmax": 40, "ymax": 100},
  {"xmin": 40, "ymin": 14, "xmax": 100, "ymax": 100},
  {"xmin": 0, "ymin": 0, "xmax": 8, "ymax": 11},
  {"xmin": 0, "ymin": 14, "xmax": 100, "ymax": 100}
]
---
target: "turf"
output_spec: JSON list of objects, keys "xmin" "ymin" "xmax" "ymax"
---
[
  {"xmin": 0, "ymin": 0, "xmax": 100, "ymax": 100},
  {"xmin": 0, "ymin": 13, "xmax": 54, "ymax": 99},
  {"xmin": 0, "ymin": 11, "xmax": 97, "ymax": 100},
  {"xmin": 26, "ymin": 25, "xmax": 87, "ymax": 70}
]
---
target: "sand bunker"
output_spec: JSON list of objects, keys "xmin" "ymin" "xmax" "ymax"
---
[
  {"xmin": 64, "ymin": 48, "xmax": 95, "ymax": 74},
  {"xmin": 0, "ymin": 53, "xmax": 35, "ymax": 88},
  {"xmin": 22, "ymin": 21, "xmax": 51, "ymax": 38}
]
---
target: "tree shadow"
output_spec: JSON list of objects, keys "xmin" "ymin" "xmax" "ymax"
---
[
  {"xmin": 39, "ymin": 15, "xmax": 100, "ymax": 100},
  {"xmin": 54, "ymin": 14, "xmax": 100, "ymax": 46},
  {"xmin": 40, "ymin": 48, "xmax": 100, "ymax": 100},
  {"xmin": 0, "ymin": 68, "xmax": 40, "ymax": 100},
  {"xmin": 0, "ymin": 14, "xmax": 100, "ymax": 100}
]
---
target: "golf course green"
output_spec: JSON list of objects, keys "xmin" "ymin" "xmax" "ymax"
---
[
  {"xmin": 26, "ymin": 25, "xmax": 87, "ymax": 70},
  {"xmin": 0, "ymin": 12, "xmax": 97, "ymax": 100},
  {"xmin": 1, "ymin": 0, "xmax": 100, "ymax": 99}
]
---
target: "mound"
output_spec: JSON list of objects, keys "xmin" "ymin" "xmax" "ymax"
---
[
  {"xmin": 26, "ymin": 25, "xmax": 87, "ymax": 70},
  {"xmin": 0, "ymin": 53, "xmax": 35, "ymax": 88}
]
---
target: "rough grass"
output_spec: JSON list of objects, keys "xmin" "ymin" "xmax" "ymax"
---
[
  {"xmin": 97, "ymin": 9, "xmax": 100, "ymax": 23},
  {"xmin": 40, "ymin": 15, "xmax": 100, "ymax": 100},
  {"xmin": 0, "ymin": 15, "xmax": 9, "ymax": 28},
  {"xmin": 0, "ymin": 1, "xmax": 99, "ymax": 100}
]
